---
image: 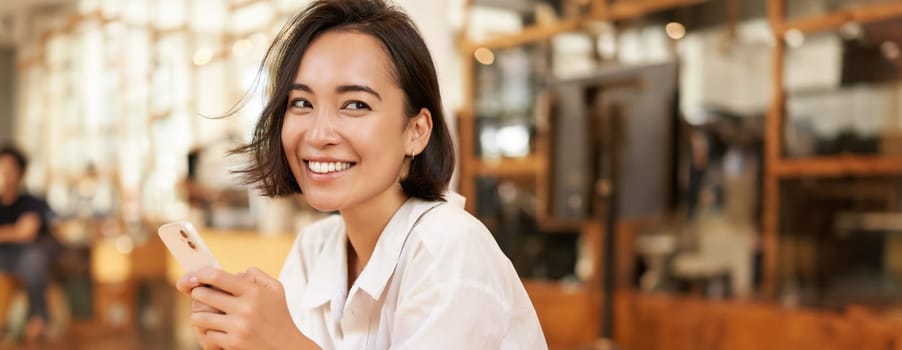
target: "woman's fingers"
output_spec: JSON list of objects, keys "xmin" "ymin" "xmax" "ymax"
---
[
  {"xmin": 242, "ymin": 267, "xmax": 281, "ymax": 290},
  {"xmin": 194, "ymin": 266, "xmax": 251, "ymax": 296},
  {"xmin": 192, "ymin": 299, "xmax": 223, "ymax": 314},
  {"xmin": 190, "ymin": 310, "xmax": 233, "ymax": 333},
  {"xmin": 176, "ymin": 273, "xmax": 200, "ymax": 294},
  {"xmin": 201, "ymin": 330, "xmax": 232, "ymax": 350},
  {"xmin": 191, "ymin": 286, "xmax": 241, "ymax": 315},
  {"xmin": 197, "ymin": 328, "xmax": 227, "ymax": 350}
]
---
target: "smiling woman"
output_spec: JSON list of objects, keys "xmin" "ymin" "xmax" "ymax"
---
[{"xmin": 174, "ymin": 1, "xmax": 547, "ymax": 349}]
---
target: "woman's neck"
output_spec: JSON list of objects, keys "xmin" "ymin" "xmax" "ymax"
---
[{"xmin": 340, "ymin": 183, "xmax": 409, "ymax": 279}]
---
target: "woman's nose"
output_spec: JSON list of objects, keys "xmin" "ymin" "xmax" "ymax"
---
[{"xmin": 306, "ymin": 112, "xmax": 341, "ymax": 147}]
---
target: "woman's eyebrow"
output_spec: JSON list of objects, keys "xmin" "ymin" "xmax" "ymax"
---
[
  {"xmin": 289, "ymin": 83, "xmax": 313, "ymax": 93},
  {"xmin": 289, "ymin": 83, "xmax": 382, "ymax": 101},
  {"xmin": 336, "ymin": 84, "xmax": 382, "ymax": 101}
]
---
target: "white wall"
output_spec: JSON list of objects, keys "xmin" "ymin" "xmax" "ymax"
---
[{"xmin": 0, "ymin": 48, "xmax": 13, "ymax": 144}]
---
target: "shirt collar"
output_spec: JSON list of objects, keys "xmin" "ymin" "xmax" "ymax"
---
[
  {"xmin": 297, "ymin": 191, "xmax": 466, "ymax": 307},
  {"xmin": 355, "ymin": 196, "xmax": 444, "ymax": 299},
  {"xmin": 298, "ymin": 218, "xmax": 347, "ymax": 308}
]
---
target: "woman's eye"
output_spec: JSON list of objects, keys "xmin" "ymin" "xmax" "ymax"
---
[
  {"xmin": 290, "ymin": 99, "xmax": 312, "ymax": 109},
  {"xmin": 343, "ymin": 101, "xmax": 370, "ymax": 111}
]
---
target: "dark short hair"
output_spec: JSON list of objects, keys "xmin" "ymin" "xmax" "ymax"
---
[
  {"xmin": 0, "ymin": 144, "xmax": 27, "ymax": 174},
  {"xmin": 233, "ymin": 0, "xmax": 455, "ymax": 202}
]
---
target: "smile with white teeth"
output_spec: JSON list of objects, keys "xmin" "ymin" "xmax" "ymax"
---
[{"xmin": 307, "ymin": 160, "xmax": 354, "ymax": 174}]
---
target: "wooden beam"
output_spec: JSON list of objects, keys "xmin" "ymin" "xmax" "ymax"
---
[
  {"xmin": 464, "ymin": 19, "xmax": 584, "ymax": 52},
  {"xmin": 473, "ymin": 156, "xmax": 543, "ymax": 178},
  {"xmin": 16, "ymin": 55, "xmax": 44, "ymax": 70},
  {"xmin": 150, "ymin": 24, "xmax": 190, "ymax": 41},
  {"xmin": 775, "ymin": 155, "xmax": 902, "ymax": 178},
  {"xmin": 465, "ymin": 0, "xmax": 711, "ymax": 52},
  {"xmin": 457, "ymin": 112, "xmax": 477, "ymax": 213},
  {"xmin": 726, "ymin": 0, "xmax": 739, "ymax": 39},
  {"xmin": 782, "ymin": 2, "xmax": 902, "ymax": 34},
  {"xmin": 762, "ymin": 0, "xmax": 784, "ymax": 301},
  {"xmin": 590, "ymin": 0, "xmax": 609, "ymax": 19},
  {"xmin": 602, "ymin": 0, "xmax": 709, "ymax": 20}
]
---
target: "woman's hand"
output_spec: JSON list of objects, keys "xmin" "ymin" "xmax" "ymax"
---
[
  {"xmin": 186, "ymin": 266, "xmax": 319, "ymax": 350},
  {"xmin": 177, "ymin": 271, "xmax": 227, "ymax": 350}
]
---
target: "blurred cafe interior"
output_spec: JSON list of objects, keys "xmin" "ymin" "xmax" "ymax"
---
[{"xmin": 3, "ymin": 0, "xmax": 902, "ymax": 349}]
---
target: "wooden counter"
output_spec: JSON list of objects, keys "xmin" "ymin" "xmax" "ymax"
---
[{"xmin": 614, "ymin": 290, "xmax": 902, "ymax": 350}]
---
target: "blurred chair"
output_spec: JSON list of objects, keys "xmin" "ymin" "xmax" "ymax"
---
[
  {"xmin": 0, "ymin": 273, "xmax": 70, "ymax": 342},
  {"xmin": 672, "ymin": 214, "xmax": 755, "ymax": 298}
]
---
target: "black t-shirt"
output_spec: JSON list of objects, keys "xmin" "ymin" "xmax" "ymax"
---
[{"xmin": 0, "ymin": 193, "xmax": 55, "ymax": 244}]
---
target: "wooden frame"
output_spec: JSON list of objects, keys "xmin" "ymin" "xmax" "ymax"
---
[
  {"xmin": 762, "ymin": 0, "xmax": 902, "ymax": 299},
  {"xmin": 463, "ymin": 0, "xmax": 711, "ymax": 52},
  {"xmin": 781, "ymin": 2, "xmax": 902, "ymax": 34},
  {"xmin": 457, "ymin": 0, "xmax": 715, "ymax": 346}
]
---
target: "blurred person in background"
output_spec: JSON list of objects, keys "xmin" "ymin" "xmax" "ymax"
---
[
  {"xmin": 176, "ymin": 0, "xmax": 547, "ymax": 349},
  {"xmin": 0, "ymin": 144, "xmax": 58, "ymax": 343}
]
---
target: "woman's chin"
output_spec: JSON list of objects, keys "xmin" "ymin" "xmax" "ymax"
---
[{"xmin": 302, "ymin": 195, "xmax": 342, "ymax": 213}]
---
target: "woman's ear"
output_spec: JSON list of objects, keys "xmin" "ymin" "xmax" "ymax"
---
[{"xmin": 407, "ymin": 108, "xmax": 433, "ymax": 156}]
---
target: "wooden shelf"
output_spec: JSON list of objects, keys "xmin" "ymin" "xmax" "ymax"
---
[
  {"xmin": 473, "ymin": 156, "xmax": 543, "ymax": 177},
  {"xmin": 781, "ymin": 2, "xmax": 902, "ymax": 34},
  {"xmin": 774, "ymin": 155, "xmax": 902, "ymax": 178},
  {"xmin": 463, "ymin": 0, "xmax": 710, "ymax": 52},
  {"xmin": 598, "ymin": 0, "xmax": 710, "ymax": 20}
]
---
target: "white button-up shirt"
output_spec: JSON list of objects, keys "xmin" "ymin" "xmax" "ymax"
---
[{"xmin": 279, "ymin": 194, "xmax": 547, "ymax": 349}]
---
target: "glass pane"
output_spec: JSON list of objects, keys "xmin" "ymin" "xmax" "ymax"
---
[
  {"xmin": 475, "ymin": 176, "xmax": 581, "ymax": 281},
  {"xmin": 275, "ymin": 0, "xmax": 309, "ymax": 12},
  {"xmin": 783, "ymin": 20, "xmax": 902, "ymax": 158},
  {"xmin": 193, "ymin": 59, "xmax": 229, "ymax": 144},
  {"xmin": 229, "ymin": 2, "xmax": 275, "ymax": 35},
  {"xmin": 678, "ymin": 19, "xmax": 774, "ymax": 124},
  {"xmin": 191, "ymin": 0, "xmax": 228, "ymax": 33},
  {"xmin": 778, "ymin": 176, "xmax": 902, "ymax": 310},
  {"xmin": 152, "ymin": 33, "xmax": 192, "ymax": 114},
  {"xmin": 152, "ymin": 0, "xmax": 187, "ymax": 29},
  {"xmin": 473, "ymin": 45, "xmax": 545, "ymax": 158}
]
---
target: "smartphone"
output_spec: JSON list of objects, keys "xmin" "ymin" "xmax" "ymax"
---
[{"xmin": 158, "ymin": 220, "xmax": 221, "ymax": 273}]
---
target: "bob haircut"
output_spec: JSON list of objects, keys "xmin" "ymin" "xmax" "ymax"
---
[{"xmin": 234, "ymin": 0, "xmax": 455, "ymax": 202}]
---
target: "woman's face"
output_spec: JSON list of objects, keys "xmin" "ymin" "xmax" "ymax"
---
[{"xmin": 281, "ymin": 31, "xmax": 421, "ymax": 212}]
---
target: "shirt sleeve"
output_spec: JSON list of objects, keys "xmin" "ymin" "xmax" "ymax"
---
[
  {"xmin": 19, "ymin": 196, "xmax": 53, "ymax": 221},
  {"xmin": 390, "ymin": 240, "xmax": 512, "ymax": 349}
]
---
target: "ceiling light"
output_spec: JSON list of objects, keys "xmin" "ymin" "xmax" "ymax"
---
[
  {"xmin": 665, "ymin": 22, "xmax": 686, "ymax": 40},
  {"xmin": 881, "ymin": 41, "xmax": 900, "ymax": 60},
  {"xmin": 474, "ymin": 47, "xmax": 494, "ymax": 65},
  {"xmin": 192, "ymin": 48, "xmax": 213, "ymax": 66}
]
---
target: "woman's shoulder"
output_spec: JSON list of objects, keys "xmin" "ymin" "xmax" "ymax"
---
[
  {"xmin": 418, "ymin": 200, "xmax": 485, "ymax": 231},
  {"xmin": 409, "ymin": 199, "xmax": 497, "ymax": 255}
]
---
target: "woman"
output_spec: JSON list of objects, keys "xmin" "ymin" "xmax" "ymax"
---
[{"xmin": 176, "ymin": 0, "xmax": 546, "ymax": 349}]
